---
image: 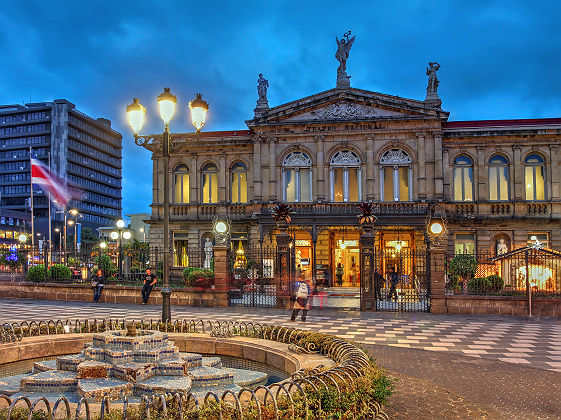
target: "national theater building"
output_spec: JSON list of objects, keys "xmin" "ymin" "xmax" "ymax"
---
[{"xmin": 146, "ymin": 52, "xmax": 561, "ymax": 287}]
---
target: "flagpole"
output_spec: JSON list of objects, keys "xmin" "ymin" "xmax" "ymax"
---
[{"xmin": 29, "ymin": 147, "xmax": 35, "ymax": 263}]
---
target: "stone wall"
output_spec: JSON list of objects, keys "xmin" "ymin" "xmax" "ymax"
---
[{"xmin": 443, "ymin": 295, "xmax": 561, "ymax": 317}]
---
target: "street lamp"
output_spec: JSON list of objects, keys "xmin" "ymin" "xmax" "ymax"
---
[
  {"xmin": 126, "ymin": 88, "xmax": 209, "ymax": 322},
  {"xmin": 112, "ymin": 219, "xmax": 131, "ymax": 281}
]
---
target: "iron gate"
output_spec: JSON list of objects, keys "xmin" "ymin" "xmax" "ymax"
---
[{"xmin": 361, "ymin": 248, "xmax": 429, "ymax": 312}]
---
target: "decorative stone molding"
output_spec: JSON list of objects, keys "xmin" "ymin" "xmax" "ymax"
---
[
  {"xmin": 330, "ymin": 150, "xmax": 361, "ymax": 166},
  {"xmin": 283, "ymin": 151, "xmax": 312, "ymax": 167},
  {"xmin": 380, "ymin": 149, "xmax": 411, "ymax": 164},
  {"xmin": 310, "ymin": 102, "xmax": 381, "ymax": 120}
]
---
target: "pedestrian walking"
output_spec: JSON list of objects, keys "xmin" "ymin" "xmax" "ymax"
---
[
  {"xmin": 290, "ymin": 277, "xmax": 311, "ymax": 322},
  {"xmin": 91, "ymin": 269, "xmax": 105, "ymax": 303},
  {"xmin": 335, "ymin": 263, "xmax": 344, "ymax": 286},
  {"xmin": 374, "ymin": 268, "xmax": 384, "ymax": 300},
  {"xmin": 387, "ymin": 266, "xmax": 400, "ymax": 301},
  {"xmin": 142, "ymin": 268, "xmax": 158, "ymax": 304}
]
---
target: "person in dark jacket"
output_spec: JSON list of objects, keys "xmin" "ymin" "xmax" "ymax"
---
[
  {"xmin": 387, "ymin": 266, "xmax": 400, "ymax": 301},
  {"xmin": 142, "ymin": 268, "xmax": 158, "ymax": 304},
  {"xmin": 91, "ymin": 269, "xmax": 105, "ymax": 303},
  {"xmin": 374, "ymin": 268, "xmax": 384, "ymax": 300}
]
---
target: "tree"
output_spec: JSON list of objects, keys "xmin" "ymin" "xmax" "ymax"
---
[{"xmin": 449, "ymin": 254, "xmax": 478, "ymax": 294}]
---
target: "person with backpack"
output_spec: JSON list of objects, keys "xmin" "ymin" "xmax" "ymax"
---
[{"xmin": 290, "ymin": 276, "xmax": 311, "ymax": 322}]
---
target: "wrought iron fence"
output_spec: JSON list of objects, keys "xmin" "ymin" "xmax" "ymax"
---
[
  {"xmin": 228, "ymin": 247, "xmax": 279, "ymax": 307},
  {"xmin": 446, "ymin": 248, "xmax": 561, "ymax": 297}
]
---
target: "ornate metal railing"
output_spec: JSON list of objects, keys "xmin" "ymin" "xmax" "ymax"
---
[{"xmin": 0, "ymin": 319, "xmax": 389, "ymax": 419}]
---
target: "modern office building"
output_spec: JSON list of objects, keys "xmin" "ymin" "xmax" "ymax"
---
[{"xmin": 0, "ymin": 100, "xmax": 122, "ymax": 236}]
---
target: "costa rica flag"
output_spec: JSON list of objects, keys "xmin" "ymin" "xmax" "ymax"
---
[{"xmin": 30, "ymin": 158, "xmax": 71, "ymax": 207}]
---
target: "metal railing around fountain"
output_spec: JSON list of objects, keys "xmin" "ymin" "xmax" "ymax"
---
[{"xmin": 0, "ymin": 319, "xmax": 389, "ymax": 419}]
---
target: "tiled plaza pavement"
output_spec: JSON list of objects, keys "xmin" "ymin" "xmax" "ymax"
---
[{"xmin": 1, "ymin": 299, "xmax": 560, "ymax": 418}]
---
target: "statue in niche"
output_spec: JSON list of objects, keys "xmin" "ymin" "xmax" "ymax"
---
[
  {"xmin": 204, "ymin": 238, "xmax": 213, "ymax": 269},
  {"xmin": 496, "ymin": 238, "xmax": 508, "ymax": 255}
]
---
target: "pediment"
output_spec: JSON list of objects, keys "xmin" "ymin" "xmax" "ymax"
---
[{"xmin": 247, "ymin": 87, "xmax": 449, "ymax": 127}]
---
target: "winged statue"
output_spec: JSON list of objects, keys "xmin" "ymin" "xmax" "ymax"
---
[{"xmin": 335, "ymin": 31, "xmax": 356, "ymax": 77}]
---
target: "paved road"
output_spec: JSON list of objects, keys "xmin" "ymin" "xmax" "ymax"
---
[{"xmin": 2, "ymin": 299, "xmax": 561, "ymax": 418}]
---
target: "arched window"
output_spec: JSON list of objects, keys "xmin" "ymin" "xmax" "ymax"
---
[
  {"xmin": 525, "ymin": 154, "xmax": 545, "ymax": 201},
  {"xmin": 489, "ymin": 155, "xmax": 509, "ymax": 201},
  {"xmin": 282, "ymin": 152, "xmax": 312, "ymax": 202},
  {"xmin": 231, "ymin": 162, "xmax": 248, "ymax": 203},
  {"xmin": 201, "ymin": 163, "xmax": 218, "ymax": 204},
  {"xmin": 330, "ymin": 150, "xmax": 361, "ymax": 202},
  {"xmin": 453, "ymin": 156, "xmax": 473, "ymax": 202},
  {"xmin": 173, "ymin": 165, "xmax": 189, "ymax": 203},
  {"xmin": 380, "ymin": 149, "xmax": 412, "ymax": 202}
]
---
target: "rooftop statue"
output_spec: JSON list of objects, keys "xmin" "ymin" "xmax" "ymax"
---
[
  {"xmin": 254, "ymin": 73, "xmax": 270, "ymax": 117},
  {"xmin": 424, "ymin": 61, "xmax": 442, "ymax": 107},
  {"xmin": 335, "ymin": 31, "xmax": 355, "ymax": 87}
]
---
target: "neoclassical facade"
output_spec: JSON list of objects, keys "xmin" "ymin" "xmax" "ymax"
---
[{"xmin": 146, "ymin": 84, "xmax": 561, "ymax": 285}]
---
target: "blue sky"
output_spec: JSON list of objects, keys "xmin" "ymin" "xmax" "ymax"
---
[{"xmin": 1, "ymin": 1, "xmax": 560, "ymax": 216}]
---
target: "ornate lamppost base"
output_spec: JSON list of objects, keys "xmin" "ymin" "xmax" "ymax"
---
[{"xmin": 161, "ymin": 287, "xmax": 172, "ymax": 322}]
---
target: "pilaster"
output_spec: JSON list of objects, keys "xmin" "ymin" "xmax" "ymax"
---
[
  {"xmin": 434, "ymin": 131, "xmax": 443, "ymax": 199},
  {"xmin": 190, "ymin": 154, "xmax": 198, "ymax": 204},
  {"xmin": 268, "ymin": 137, "xmax": 277, "ymax": 202},
  {"xmin": 315, "ymin": 135, "xmax": 326, "ymax": 201},
  {"xmin": 219, "ymin": 153, "xmax": 226, "ymax": 202},
  {"xmin": 476, "ymin": 146, "xmax": 487, "ymax": 201},
  {"xmin": 253, "ymin": 139, "xmax": 262, "ymax": 201},
  {"xmin": 513, "ymin": 146, "xmax": 523, "ymax": 200},
  {"xmin": 366, "ymin": 137, "xmax": 375, "ymax": 201},
  {"xmin": 416, "ymin": 132, "xmax": 427, "ymax": 199}
]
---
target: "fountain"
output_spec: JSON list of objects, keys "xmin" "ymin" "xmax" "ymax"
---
[{"xmin": 0, "ymin": 330, "xmax": 269, "ymax": 402}]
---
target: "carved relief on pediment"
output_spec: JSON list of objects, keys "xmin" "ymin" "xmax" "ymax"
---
[{"xmin": 283, "ymin": 102, "xmax": 404, "ymax": 122}]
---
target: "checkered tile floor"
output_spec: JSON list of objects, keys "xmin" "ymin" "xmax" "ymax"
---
[{"xmin": 1, "ymin": 299, "xmax": 560, "ymax": 373}]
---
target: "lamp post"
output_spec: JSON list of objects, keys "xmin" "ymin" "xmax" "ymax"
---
[
  {"xmin": 126, "ymin": 88, "xmax": 209, "ymax": 322},
  {"xmin": 111, "ymin": 219, "xmax": 129, "ymax": 280}
]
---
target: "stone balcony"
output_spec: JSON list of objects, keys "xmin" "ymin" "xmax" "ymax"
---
[{"xmin": 445, "ymin": 201, "xmax": 560, "ymax": 219}]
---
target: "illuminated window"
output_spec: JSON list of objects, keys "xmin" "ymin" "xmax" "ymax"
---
[
  {"xmin": 330, "ymin": 150, "xmax": 361, "ymax": 202},
  {"xmin": 455, "ymin": 233, "xmax": 475, "ymax": 255},
  {"xmin": 282, "ymin": 152, "xmax": 312, "ymax": 202},
  {"xmin": 489, "ymin": 155, "xmax": 509, "ymax": 201},
  {"xmin": 380, "ymin": 149, "xmax": 412, "ymax": 202},
  {"xmin": 173, "ymin": 165, "xmax": 189, "ymax": 204},
  {"xmin": 527, "ymin": 233, "xmax": 548, "ymax": 248},
  {"xmin": 524, "ymin": 154, "xmax": 545, "ymax": 201},
  {"xmin": 453, "ymin": 156, "xmax": 473, "ymax": 201},
  {"xmin": 201, "ymin": 163, "xmax": 218, "ymax": 204},
  {"xmin": 231, "ymin": 162, "xmax": 248, "ymax": 203}
]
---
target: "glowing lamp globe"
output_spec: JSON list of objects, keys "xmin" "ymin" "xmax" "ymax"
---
[
  {"xmin": 215, "ymin": 221, "xmax": 227, "ymax": 234},
  {"xmin": 18, "ymin": 234, "xmax": 27, "ymax": 243},
  {"xmin": 157, "ymin": 87, "xmax": 177, "ymax": 125},
  {"xmin": 189, "ymin": 93, "xmax": 209, "ymax": 132},
  {"xmin": 123, "ymin": 231, "xmax": 132, "ymax": 240},
  {"xmin": 110, "ymin": 232, "xmax": 119, "ymax": 240},
  {"xmin": 395, "ymin": 243, "xmax": 402, "ymax": 252},
  {"xmin": 116, "ymin": 220, "xmax": 125, "ymax": 228},
  {"xmin": 100, "ymin": 242, "xmax": 107, "ymax": 249},
  {"xmin": 429, "ymin": 221, "xmax": 443, "ymax": 235},
  {"xmin": 126, "ymin": 98, "xmax": 146, "ymax": 134}
]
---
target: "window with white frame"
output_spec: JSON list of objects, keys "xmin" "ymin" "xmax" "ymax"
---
[
  {"xmin": 330, "ymin": 150, "xmax": 361, "ymax": 202},
  {"xmin": 489, "ymin": 155, "xmax": 509, "ymax": 201},
  {"xmin": 453, "ymin": 156, "xmax": 473, "ymax": 201},
  {"xmin": 455, "ymin": 233, "xmax": 475, "ymax": 255},
  {"xmin": 173, "ymin": 165, "xmax": 189, "ymax": 204},
  {"xmin": 282, "ymin": 152, "xmax": 312, "ymax": 202},
  {"xmin": 380, "ymin": 149, "xmax": 412, "ymax": 202},
  {"xmin": 231, "ymin": 162, "xmax": 248, "ymax": 203},
  {"xmin": 524, "ymin": 154, "xmax": 545, "ymax": 201},
  {"xmin": 201, "ymin": 163, "xmax": 218, "ymax": 204}
]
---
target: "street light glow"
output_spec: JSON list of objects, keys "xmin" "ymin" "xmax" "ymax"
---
[
  {"xmin": 18, "ymin": 234, "xmax": 27, "ymax": 243},
  {"xmin": 123, "ymin": 231, "xmax": 132, "ymax": 240},
  {"xmin": 100, "ymin": 242, "xmax": 107, "ymax": 249},
  {"xmin": 189, "ymin": 93, "xmax": 209, "ymax": 132},
  {"xmin": 215, "ymin": 221, "xmax": 228, "ymax": 234},
  {"xmin": 110, "ymin": 232, "xmax": 119, "ymax": 240},
  {"xmin": 116, "ymin": 220, "xmax": 125, "ymax": 228},
  {"xmin": 126, "ymin": 98, "xmax": 146, "ymax": 134},
  {"xmin": 429, "ymin": 221, "xmax": 444, "ymax": 235},
  {"xmin": 69, "ymin": 209, "xmax": 79, "ymax": 216},
  {"xmin": 157, "ymin": 87, "xmax": 177, "ymax": 125}
]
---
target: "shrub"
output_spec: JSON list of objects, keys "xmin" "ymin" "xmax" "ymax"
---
[
  {"xmin": 48, "ymin": 264, "xmax": 71, "ymax": 280},
  {"xmin": 449, "ymin": 254, "xmax": 478, "ymax": 294},
  {"xmin": 182, "ymin": 266, "xmax": 197, "ymax": 281},
  {"xmin": 26, "ymin": 265, "xmax": 47, "ymax": 282},
  {"xmin": 186, "ymin": 269, "xmax": 214, "ymax": 288},
  {"xmin": 487, "ymin": 274, "xmax": 504, "ymax": 292},
  {"xmin": 467, "ymin": 277, "xmax": 489, "ymax": 294},
  {"xmin": 95, "ymin": 254, "xmax": 116, "ymax": 276}
]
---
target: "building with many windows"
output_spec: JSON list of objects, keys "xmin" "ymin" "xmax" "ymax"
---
[
  {"xmin": 0, "ymin": 100, "xmax": 122, "ymax": 235},
  {"xmin": 144, "ymin": 79, "xmax": 560, "ymax": 287}
]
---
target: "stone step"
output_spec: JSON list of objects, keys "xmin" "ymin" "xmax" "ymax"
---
[
  {"xmin": 225, "ymin": 368, "xmax": 268, "ymax": 387},
  {"xmin": 178, "ymin": 352, "xmax": 203, "ymax": 368},
  {"xmin": 0, "ymin": 373, "xmax": 31, "ymax": 395},
  {"xmin": 134, "ymin": 376, "xmax": 192, "ymax": 397},
  {"xmin": 202, "ymin": 356, "xmax": 222, "ymax": 368},
  {"xmin": 188, "ymin": 366, "xmax": 234, "ymax": 388},
  {"xmin": 78, "ymin": 378, "xmax": 132, "ymax": 402},
  {"xmin": 77, "ymin": 361, "xmax": 112, "ymax": 379},
  {"xmin": 113, "ymin": 362, "xmax": 155, "ymax": 382},
  {"xmin": 20, "ymin": 370, "xmax": 77, "ymax": 393},
  {"xmin": 33, "ymin": 360, "xmax": 57, "ymax": 373},
  {"xmin": 57, "ymin": 354, "xmax": 85, "ymax": 372},
  {"xmin": 155, "ymin": 359, "xmax": 186, "ymax": 376}
]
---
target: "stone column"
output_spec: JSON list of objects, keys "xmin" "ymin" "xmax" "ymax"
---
[
  {"xmin": 190, "ymin": 154, "xmax": 198, "ymax": 204},
  {"xmin": 268, "ymin": 137, "xmax": 277, "ymax": 201},
  {"xmin": 253, "ymin": 139, "xmax": 262, "ymax": 201},
  {"xmin": 212, "ymin": 245, "xmax": 229, "ymax": 306},
  {"xmin": 315, "ymin": 135, "xmax": 325, "ymax": 201},
  {"xmin": 366, "ymin": 137, "xmax": 375, "ymax": 201},
  {"xmin": 549, "ymin": 145, "xmax": 559, "ymax": 199},
  {"xmin": 416, "ymin": 132, "xmax": 427, "ymax": 200},
  {"xmin": 219, "ymin": 153, "xmax": 226, "ymax": 202},
  {"xmin": 476, "ymin": 147, "xmax": 487, "ymax": 201},
  {"xmin": 434, "ymin": 131, "xmax": 444, "ymax": 198},
  {"xmin": 429, "ymin": 247, "xmax": 446, "ymax": 314},
  {"xmin": 513, "ymin": 146, "xmax": 522, "ymax": 200}
]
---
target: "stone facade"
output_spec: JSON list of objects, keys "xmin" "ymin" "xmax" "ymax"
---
[{"xmin": 144, "ymin": 85, "xmax": 561, "ymax": 280}]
